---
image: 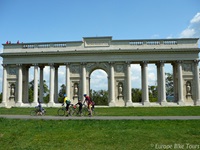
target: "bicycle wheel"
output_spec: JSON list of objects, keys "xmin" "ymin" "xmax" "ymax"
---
[
  {"xmin": 30, "ymin": 110, "xmax": 37, "ymax": 116},
  {"xmin": 69, "ymin": 107, "xmax": 74, "ymax": 116},
  {"xmin": 42, "ymin": 109, "xmax": 46, "ymax": 116},
  {"xmin": 92, "ymin": 109, "xmax": 96, "ymax": 116},
  {"xmin": 82, "ymin": 107, "xmax": 88, "ymax": 116},
  {"xmin": 57, "ymin": 108, "xmax": 65, "ymax": 116}
]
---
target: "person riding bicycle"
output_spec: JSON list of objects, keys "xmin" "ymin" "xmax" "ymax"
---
[
  {"xmin": 75, "ymin": 99, "xmax": 83, "ymax": 115},
  {"xmin": 83, "ymin": 94, "xmax": 93, "ymax": 116},
  {"xmin": 63, "ymin": 94, "xmax": 71, "ymax": 116},
  {"xmin": 36, "ymin": 101, "xmax": 43, "ymax": 115}
]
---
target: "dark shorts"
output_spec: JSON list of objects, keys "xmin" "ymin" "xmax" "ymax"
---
[{"xmin": 66, "ymin": 104, "xmax": 70, "ymax": 111}]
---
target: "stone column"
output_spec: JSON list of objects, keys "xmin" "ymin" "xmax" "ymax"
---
[
  {"xmin": 177, "ymin": 61, "xmax": 184, "ymax": 105},
  {"xmin": 141, "ymin": 61, "xmax": 150, "ymax": 105},
  {"xmin": 23, "ymin": 66, "xmax": 30, "ymax": 103},
  {"xmin": 54, "ymin": 65, "xmax": 59, "ymax": 103},
  {"xmin": 1, "ymin": 64, "xmax": 7, "ymax": 107},
  {"xmin": 33, "ymin": 64, "xmax": 38, "ymax": 105},
  {"xmin": 109, "ymin": 62, "xmax": 115, "ymax": 106},
  {"xmin": 126, "ymin": 62, "xmax": 133, "ymax": 106},
  {"xmin": 156, "ymin": 63, "xmax": 161, "ymax": 103},
  {"xmin": 65, "ymin": 63, "xmax": 70, "ymax": 99},
  {"xmin": 39, "ymin": 66, "xmax": 44, "ymax": 103},
  {"xmin": 82, "ymin": 63, "xmax": 86, "ymax": 100},
  {"xmin": 16, "ymin": 64, "xmax": 23, "ymax": 106},
  {"xmin": 194, "ymin": 60, "xmax": 200, "ymax": 105},
  {"xmin": 160, "ymin": 61, "xmax": 167, "ymax": 105},
  {"xmin": 172, "ymin": 62, "xmax": 178, "ymax": 102},
  {"xmin": 48, "ymin": 64, "xmax": 55, "ymax": 106}
]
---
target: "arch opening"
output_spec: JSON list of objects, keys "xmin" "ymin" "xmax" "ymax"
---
[{"xmin": 89, "ymin": 69, "xmax": 108, "ymax": 106}]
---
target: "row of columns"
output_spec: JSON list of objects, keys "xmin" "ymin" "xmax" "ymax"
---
[{"xmin": 1, "ymin": 60, "xmax": 200, "ymax": 106}]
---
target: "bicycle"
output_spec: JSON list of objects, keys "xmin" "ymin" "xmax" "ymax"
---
[
  {"xmin": 57, "ymin": 104, "xmax": 74, "ymax": 116},
  {"xmin": 81, "ymin": 103, "xmax": 96, "ymax": 116},
  {"xmin": 71, "ymin": 104, "xmax": 87, "ymax": 116},
  {"xmin": 30, "ymin": 107, "xmax": 46, "ymax": 116},
  {"xmin": 57, "ymin": 105, "xmax": 66, "ymax": 116}
]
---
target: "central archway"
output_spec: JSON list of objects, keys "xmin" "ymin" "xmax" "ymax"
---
[{"xmin": 89, "ymin": 69, "xmax": 108, "ymax": 105}]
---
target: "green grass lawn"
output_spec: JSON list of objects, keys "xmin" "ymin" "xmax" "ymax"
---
[
  {"xmin": 0, "ymin": 118, "xmax": 199, "ymax": 150},
  {"xmin": 0, "ymin": 107, "xmax": 200, "ymax": 150},
  {"xmin": 0, "ymin": 106, "xmax": 200, "ymax": 116}
]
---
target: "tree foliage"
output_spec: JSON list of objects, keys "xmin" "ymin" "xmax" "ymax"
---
[
  {"xmin": 58, "ymin": 84, "xmax": 66, "ymax": 103},
  {"xmin": 132, "ymin": 88, "xmax": 142, "ymax": 102},
  {"xmin": 0, "ymin": 92, "xmax": 2, "ymax": 103},
  {"xmin": 90, "ymin": 89, "xmax": 108, "ymax": 105},
  {"xmin": 165, "ymin": 73, "xmax": 173, "ymax": 95},
  {"xmin": 28, "ymin": 80, "xmax": 49, "ymax": 103}
]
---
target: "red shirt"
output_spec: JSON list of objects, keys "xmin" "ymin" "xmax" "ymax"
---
[{"xmin": 85, "ymin": 96, "xmax": 92, "ymax": 105}]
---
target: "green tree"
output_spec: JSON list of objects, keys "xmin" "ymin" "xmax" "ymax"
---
[
  {"xmin": 165, "ymin": 73, "xmax": 173, "ymax": 95},
  {"xmin": 132, "ymin": 88, "xmax": 142, "ymax": 102},
  {"xmin": 58, "ymin": 84, "xmax": 66, "ymax": 103},
  {"xmin": 28, "ymin": 80, "xmax": 49, "ymax": 103},
  {"xmin": 149, "ymin": 85, "xmax": 158, "ymax": 102},
  {"xmin": 0, "ymin": 92, "xmax": 2, "ymax": 103},
  {"xmin": 91, "ymin": 89, "xmax": 108, "ymax": 105},
  {"xmin": 28, "ymin": 80, "xmax": 34, "ymax": 103}
]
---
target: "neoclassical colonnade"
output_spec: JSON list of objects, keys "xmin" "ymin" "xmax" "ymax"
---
[
  {"xmin": 1, "ymin": 36, "xmax": 200, "ymax": 107},
  {"xmin": 1, "ymin": 60, "xmax": 200, "ymax": 107}
]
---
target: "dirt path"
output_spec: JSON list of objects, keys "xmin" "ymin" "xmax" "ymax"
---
[{"xmin": 1, "ymin": 115, "xmax": 200, "ymax": 120}]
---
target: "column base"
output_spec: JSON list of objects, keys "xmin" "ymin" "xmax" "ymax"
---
[
  {"xmin": 15, "ymin": 102, "xmax": 23, "ymax": 107},
  {"xmin": 178, "ymin": 101, "xmax": 185, "ymax": 106},
  {"xmin": 0, "ymin": 102, "xmax": 7, "ymax": 108},
  {"xmin": 143, "ymin": 102, "xmax": 151, "ymax": 106},
  {"xmin": 160, "ymin": 101, "xmax": 168, "ymax": 106},
  {"xmin": 195, "ymin": 100, "xmax": 200, "ymax": 106},
  {"xmin": 47, "ymin": 102, "xmax": 55, "ymax": 107},
  {"xmin": 109, "ymin": 101, "xmax": 116, "ymax": 106},
  {"xmin": 31, "ymin": 102, "xmax": 38, "ymax": 107},
  {"xmin": 126, "ymin": 101, "xmax": 133, "ymax": 107}
]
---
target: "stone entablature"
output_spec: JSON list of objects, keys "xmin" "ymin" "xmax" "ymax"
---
[
  {"xmin": 0, "ymin": 36, "xmax": 200, "ymax": 108},
  {"xmin": 2, "ymin": 37, "xmax": 198, "ymax": 53}
]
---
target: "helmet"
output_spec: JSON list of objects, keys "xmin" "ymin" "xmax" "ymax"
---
[
  {"xmin": 64, "ymin": 94, "xmax": 66, "ymax": 97},
  {"xmin": 83, "ymin": 94, "xmax": 87, "ymax": 97}
]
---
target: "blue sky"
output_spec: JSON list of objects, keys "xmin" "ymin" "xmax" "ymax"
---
[{"xmin": 0, "ymin": 0, "xmax": 200, "ymax": 92}]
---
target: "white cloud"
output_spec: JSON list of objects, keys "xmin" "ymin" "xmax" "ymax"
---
[
  {"xmin": 180, "ymin": 28, "xmax": 195, "ymax": 38},
  {"xmin": 180, "ymin": 12, "xmax": 200, "ymax": 38},
  {"xmin": 190, "ymin": 12, "xmax": 200, "ymax": 24}
]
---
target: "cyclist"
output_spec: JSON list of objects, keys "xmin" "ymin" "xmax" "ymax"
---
[
  {"xmin": 83, "ymin": 94, "xmax": 92, "ymax": 116},
  {"xmin": 36, "ymin": 101, "xmax": 43, "ymax": 115},
  {"xmin": 63, "ymin": 94, "xmax": 71, "ymax": 116},
  {"xmin": 75, "ymin": 99, "xmax": 83, "ymax": 115}
]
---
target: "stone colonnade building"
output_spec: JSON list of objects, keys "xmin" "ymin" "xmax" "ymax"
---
[{"xmin": 0, "ymin": 36, "xmax": 200, "ymax": 107}]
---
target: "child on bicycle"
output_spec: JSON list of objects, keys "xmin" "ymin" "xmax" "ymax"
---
[
  {"xmin": 75, "ymin": 99, "xmax": 83, "ymax": 115},
  {"xmin": 63, "ymin": 94, "xmax": 71, "ymax": 116},
  {"xmin": 36, "ymin": 101, "xmax": 43, "ymax": 115}
]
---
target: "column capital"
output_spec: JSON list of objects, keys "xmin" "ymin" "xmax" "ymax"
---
[
  {"xmin": 109, "ymin": 61, "xmax": 115, "ymax": 65},
  {"xmin": 193, "ymin": 59, "xmax": 200, "ymax": 64},
  {"xmin": 48, "ymin": 63, "xmax": 54, "ymax": 67},
  {"xmin": 176, "ymin": 60, "xmax": 183, "ymax": 64},
  {"xmin": 2, "ymin": 64, "xmax": 7, "ymax": 68},
  {"xmin": 54, "ymin": 64, "xmax": 59, "ymax": 69},
  {"xmin": 17, "ymin": 64, "xmax": 22, "ymax": 67},
  {"xmin": 81, "ymin": 62, "xmax": 87, "ymax": 65},
  {"xmin": 39, "ymin": 65, "xmax": 45, "ymax": 69},
  {"xmin": 125, "ymin": 61, "xmax": 131, "ymax": 66},
  {"xmin": 159, "ymin": 60, "xmax": 166, "ymax": 63},
  {"xmin": 32, "ymin": 63, "xmax": 38, "ymax": 66},
  {"xmin": 64, "ymin": 62, "xmax": 71, "ymax": 65},
  {"xmin": 140, "ymin": 61, "xmax": 148, "ymax": 67}
]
